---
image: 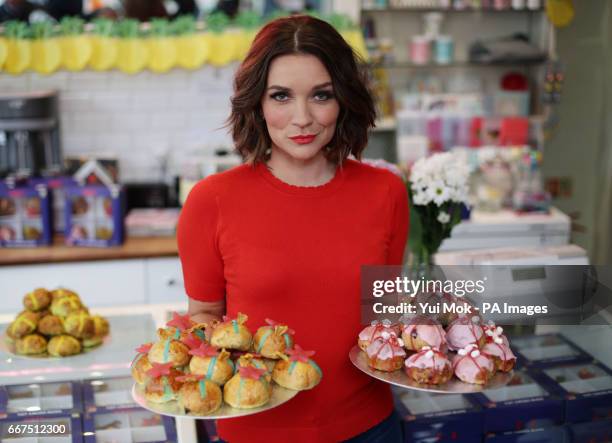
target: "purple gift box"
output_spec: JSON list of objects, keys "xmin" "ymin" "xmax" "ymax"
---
[
  {"xmin": 82, "ymin": 407, "xmax": 176, "ymax": 443},
  {"xmin": 483, "ymin": 425, "xmax": 570, "ymax": 443},
  {"xmin": 393, "ymin": 387, "xmax": 483, "ymax": 442},
  {"xmin": 530, "ymin": 362, "xmax": 612, "ymax": 423},
  {"xmin": 0, "ymin": 183, "xmax": 52, "ymax": 247},
  {"xmin": 509, "ymin": 334, "xmax": 593, "ymax": 368},
  {"xmin": 471, "ymin": 370, "xmax": 564, "ymax": 433},
  {"xmin": 64, "ymin": 185, "xmax": 124, "ymax": 247},
  {"xmin": 29, "ymin": 176, "xmax": 78, "ymax": 233},
  {"xmin": 81, "ymin": 377, "xmax": 137, "ymax": 414},
  {"xmin": 0, "ymin": 381, "xmax": 83, "ymax": 419}
]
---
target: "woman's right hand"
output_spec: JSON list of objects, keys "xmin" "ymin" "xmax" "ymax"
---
[{"xmin": 188, "ymin": 297, "xmax": 225, "ymax": 330}]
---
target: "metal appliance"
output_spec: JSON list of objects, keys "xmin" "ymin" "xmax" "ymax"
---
[{"xmin": 0, "ymin": 90, "xmax": 62, "ymax": 179}]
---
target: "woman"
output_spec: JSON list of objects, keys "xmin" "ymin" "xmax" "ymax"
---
[{"xmin": 177, "ymin": 15, "xmax": 409, "ymax": 443}]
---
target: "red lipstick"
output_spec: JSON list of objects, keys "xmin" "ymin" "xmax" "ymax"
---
[{"xmin": 289, "ymin": 134, "xmax": 317, "ymax": 144}]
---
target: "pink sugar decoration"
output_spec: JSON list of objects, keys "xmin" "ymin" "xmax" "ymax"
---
[
  {"xmin": 286, "ymin": 344, "xmax": 316, "ymax": 363},
  {"xmin": 166, "ymin": 312, "xmax": 193, "ymax": 331},
  {"xmin": 265, "ymin": 318, "xmax": 295, "ymax": 335},
  {"xmin": 146, "ymin": 362, "xmax": 173, "ymax": 378},
  {"xmin": 182, "ymin": 332, "xmax": 204, "ymax": 350},
  {"xmin": 238, "ymin": 365, "xmax": 267, "ymax": 380},
  {"xmin": 135, "ymin": 343, "xmax": 153, "ymax": 355},
  {"xmin": 189, "ymin": 343, "xmax": 219, "ymax": 358}
]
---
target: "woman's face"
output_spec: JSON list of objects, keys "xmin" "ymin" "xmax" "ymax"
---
[{"xmin": 261, "ymin": 54, "xmax": 340, "ymax": 163}]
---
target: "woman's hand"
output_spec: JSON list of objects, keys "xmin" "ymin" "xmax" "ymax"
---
[{"xmin": 188, "ymin": 297, "xmax": 225, "ymax": 326}]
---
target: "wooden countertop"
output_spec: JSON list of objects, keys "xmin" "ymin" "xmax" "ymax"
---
[{"xmin": 0, "ymin": 236, "xmax": 178, "ymax": 266}]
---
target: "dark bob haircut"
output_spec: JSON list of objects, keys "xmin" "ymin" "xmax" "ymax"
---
[{"xmin": 225, "ymin": 15, "xmax": 377, "ymax": 165}]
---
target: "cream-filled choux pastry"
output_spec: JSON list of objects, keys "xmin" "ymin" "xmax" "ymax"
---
[
  {"xmin": 272, "ymin": 345, "xmax": 322, "ymax": 390},
  {"xmin": 253, "ymin": 318, "xmax": 294, "ymax": 359},
  {"xmin": 224, "ymin": 366, "xmax": 271, "ymax": 409},
  {"xmin": 188, "ymin": 343, "xmax": 234, "ymax": 386},
  {"xmin": 210, "ymin": 313, "xmax": 252, "ymax": 351},
  {"xmin": 177, "ymin": 374, "xmax": 223, "ymax": 415}
]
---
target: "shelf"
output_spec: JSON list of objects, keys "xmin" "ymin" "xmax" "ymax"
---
[
  {"xmin": 361, "ymin": 7, "xmax": 545, "ymax": 13},
  {"xmin": 367, "ymin": 60, "xmax": 546, "ymax": 69},
  {"xmin": 373, "ymin": 116, "xmax": 398, "ymax": 132}
]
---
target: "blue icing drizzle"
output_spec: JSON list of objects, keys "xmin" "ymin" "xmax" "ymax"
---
[
  {"xmin": 283, "ymin": 333, "xmax": 292, "ymax": 349},
  {"xmin": 237, "ymin": 377, "xmax": 245, "ymax": 406},
  {"xmin": 162, "ymin": 377, "xmax": 173, "ymax": 401},
  {"xmin": 231, "ymin": 319, "xmax": 239, "ymax": 334},
  {"xmin": 194, "ymin": 329, "xmax": 206, "ymax": 341},
  {"xmin": 288, "ymin": 360, "xmax": 298, "ymax": 375},
  {"xmin": 309, "ymin": 359, "xmax": 323, "ymax": 377},
  {"xmin": 206, "ymin": 356, "xmax": 218, "ymax": 381},
  {"xmin": 173, "ymin": 329, "xmax": 180, "ymax": 340},
  {"xmin": 257, "ymin": 330, "xmax": 272, "ymax": 353},
  {"xmin": 199, "ymin": 379, "xmax": 207, "ymax": 399},
  {"xmin": 163, "ymin": 339, "xmax": 171, "ymax": 363}
]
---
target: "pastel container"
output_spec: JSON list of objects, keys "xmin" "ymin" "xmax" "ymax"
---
[
  {"xmin": 435, "ymin": 35, "xmax": 454, "ymax": 65},
  {"xmin": 410, "ymin": 35, "xmax": 430, "ymax": 65}
]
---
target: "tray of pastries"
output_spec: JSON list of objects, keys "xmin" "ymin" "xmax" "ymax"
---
[
  {"xmin": 351, "ymin": 297, "xmax": 516, "ymax": 394},
  {"xmin": 1, "ymin": 287, "xmax": 110, "ymax": 358},
  {"xmin": 131, "ymin": 312, "xmax": 322, "ymax": 418}
]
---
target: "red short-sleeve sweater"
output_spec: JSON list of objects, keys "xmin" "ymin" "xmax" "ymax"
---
[{"xmin": 177, "ymin": 159, "xmax": 409, "ymax": 443}]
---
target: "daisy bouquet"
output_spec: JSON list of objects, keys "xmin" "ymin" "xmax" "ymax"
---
[{"xmin": 408, "ymin": 152, "xmax": 471, "ymax": 267}]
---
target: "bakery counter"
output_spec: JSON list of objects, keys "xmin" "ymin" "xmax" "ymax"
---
[{"xmin": 0, "ymin": 236, "xmax": 178, "ymax": 266}]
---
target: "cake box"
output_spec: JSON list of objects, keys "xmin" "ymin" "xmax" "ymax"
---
[
  {"xmin": 0, "ymin": 381, "xmax": 83, "ymax": 419},
  {"xmin": 64, "ymin": 184, "xmax": 124, "ymax": 247},
  {"xmin": 483, "ymin": 426, "xmax": 570, "ymax": 443},
  {"xmin": 470, "ymin": 370, "xmax": 564, "ymax": 433},
  {"xmin": 509, "ymin": 334, "xmax": 593, "ymax": 368},
  {"xmin": 29, "ymin": 176, "xmax": 77, "ymax": 233},
  {"xmin": 0, "ymin": 183, "xmax": 52, "ymax": 247},
  {"xmin": 393, "ymin": 388, "xmax": 484, "ymax": 443},
  {"xmin": 82, "ymin": 407, "xmax": 177, "ymax": 443},
  {"xmin": 82, "ymin": 376, "xmax": 137, "ymax": 414},
  {"xmin": 531, "ymin": 362, "xmax": 612, "ymax": 423}
]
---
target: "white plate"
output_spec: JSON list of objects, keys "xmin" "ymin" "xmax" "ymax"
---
[
  {"xmin": 349, "ymin": 345, "xmax": 514, "ymax": 394},
  {"xmin": 1, "ymin": 331, "xmax": 110, "ymax": 360},
  {"xmin": 131, "ymin": 382, "xmax": 299, "ymax": 419}
]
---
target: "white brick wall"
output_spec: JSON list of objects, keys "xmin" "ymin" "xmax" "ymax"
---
[{"xmin": 2, "ymin": 65, "xmax": 237, "ymax": 182}]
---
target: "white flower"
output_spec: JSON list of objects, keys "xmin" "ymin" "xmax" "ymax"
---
[{"xmin": 437, "ymin": 211, "xmax": 450, "ymax": 224}]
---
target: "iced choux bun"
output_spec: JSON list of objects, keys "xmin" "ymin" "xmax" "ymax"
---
[
  {"xmin": 188, "ymin": 344, "xmax": 234, "ymax": 386},
  {"xmin": 224, "ymin": 366, "xmax": 271, "ymax": 409},
  {"xmin": 63, "ymin": 311, "xmax": 95, "ymax": 339},
  {"xmin": 6, "ymin": 311, "xmax": 40, "ymax": 339},
  {"xmin": 47, "ymin": 335, "xmax": 82, "ymax": 357},
  {"xmin": 149, "ymin": 337, "xmax": 190, "ymax": 368},
  {"xmin": 132, "ymin": 343, "xmax": 154, "ymax": 385},
  {"xmin": 445, "ymin": 315, "xmax": 485, "ymax": 351},
  {"xmin": 365, "ymin": 332, "xmax": 406, "ymax": 372},
  {"xmin": 404, "ymin": 346, "xmax": 453, "ymax": 385},
  {"xmin": 253, "ymin": 318, "xmax": 294, "ymax": 359},
  {"xmin": 37, "ymin": 314, "xmax": 65, "ymax": 336},
  {"xmin": 23, "ymin": 288, "xmax": 52, "ymax": 312},
  {"xmin": 452, "ymin": 344, "xmax": 495, "ymax": 385},
  {"xmin": 177, "ymin": 374, "xmax": 223, "ymax": 415},
  {"xmin": 15, "ymin": 333, "xmax": 47, "ymax": 355},
  {"xmin": 210, "ymin": 313, "xmax": 252, "ymax": 351},
  {"xmin": 401, "ymin": 315, "xmax": 447, "ymax": 352},
  {"xmin": 481, "ymin": 322, "xmax": 515, "ymax": 372},
  {"xmin": 358, "ymin": 319, "xmax": 398, "ymax": 351},
  {"xmin": 235, "ymin": 353, "xmax": 274, "ymax": 382},
  {"xmin": 50, "ymin": 295, "xmax": 83, "ymax": 318},
  {"xmin": 144, "ymin": 363, "xmax": 184, "ymax": 403},
  {"xmin": 272, "ymin": 345, "xmax": 322, "ymax": 390}
]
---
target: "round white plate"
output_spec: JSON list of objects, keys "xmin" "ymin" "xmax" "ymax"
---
[
  {"xmin": 349, "ymin": 345, "xmax": 514, "ymax": 394},
  {"xmin": 132, "ymin": 382, "xmax": 299, "ymax": 419},
  {"xmin": 1, "ymin": 331, "xmax": 110, "ymax": 360}
]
